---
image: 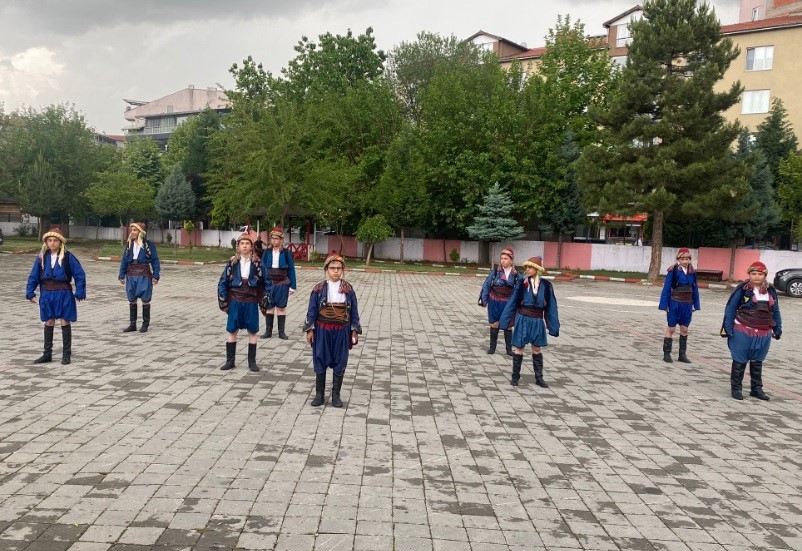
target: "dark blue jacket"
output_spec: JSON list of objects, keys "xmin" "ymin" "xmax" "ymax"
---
[
  {"xmin": 499, "ymin": 276, "xmax": 560, "ymax": 336},
  {"xmin": 721, "ymin": 282, "xmax": 782, "ymax": 337}
]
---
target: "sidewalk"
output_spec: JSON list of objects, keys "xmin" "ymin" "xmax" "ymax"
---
[{"xmin": 1, "ymin": 254, "xmax": 800, "ymax": 550}]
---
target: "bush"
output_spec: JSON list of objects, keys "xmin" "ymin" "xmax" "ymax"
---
[
  {"xmin": 449, "ymin": 248, "xmax": 460, "ymax": 263},
  {"xmin": 165, "ymin": 232, "xmax": 173, "ymax": 244},
  {"xmin": 15, "ymin": 223, "xmax": 35, "ymax": 237}
]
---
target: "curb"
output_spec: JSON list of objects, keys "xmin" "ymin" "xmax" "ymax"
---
[{"xmin": 95, "ymin": 256, "xmax": 225, "ymax": 265}]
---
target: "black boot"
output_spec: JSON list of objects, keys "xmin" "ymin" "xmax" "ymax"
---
[
  {"xmin": 220, "ymin": 342, "xmax": 236, "ymax": 371},
  {"xmin": 503, "ymin": 330, "xmax": 514, "ymax": 356},
  {"xmin": 749, "ymin": 361, "xmax": 770, "ymax": 400},
  {"xmin": 533, "ymin": 353, "xmax": 549, "ymax": 388},
  {"xmin": 487, "ymin": 328, "xmax": 499, "ymax": 354},
  {"xmin": 139, "ymin": 304, "xmax": 150, "ymax": 333},
  {"xmin": 331, "ymin": 372, "xmax": 344, "ymax": 408},
  {"xmin": 248, "ymin": 343, "xmax": 259, "ymax": 372},
  {"xmin": 511, "ymin": 354, "xmax": 523, "ymax": 386},
  {"xmin": 731, "ymin": 361, "xmax": 746, "ymax": 400},
  {"xmin": 261, "ymin": 314, "xmax": 274, "ymax": 338},
  {"xmin": 311, "ymin": 372, "xmax": 326, "ymax": 407},
  {"xmin": 677, "ymin": 335, "xmax": 691, "ymax": 363},
  {"xmin": 662, "ymin": 337, "xmax": 673, "ymax": 363},
  {"xmin": 277, "ymin": 315, "xmax": 288, "ymax": 340},
  {"xmin": 123, "ymin": 303, "xmax": 137, "ymax": 332},
  {"xmin": 61, "ymin": 325, "xmax": 72, "ymax": 365},
  {"xmin": 33, "ymin": 325, "xmax": 54, "ymax": 364}
]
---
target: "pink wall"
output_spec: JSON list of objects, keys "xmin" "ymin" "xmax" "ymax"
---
[
  {"xmin": 697, "ymin": 247, "xmax": 760, "ymax": 279},
  {"xmin": 422, "ymin": 239, "xmax": 461, "ymax": 262},
  {"xmin": 544, "ymin": 242, "xmax": 592, "ymax": 271},
  {"xmin": 178, "ymin": 228, "xmax": 201, "ymax": 247}
]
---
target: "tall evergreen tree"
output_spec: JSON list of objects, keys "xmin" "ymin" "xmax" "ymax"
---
[
  {"xmin": 156, "ymin": 165, "xmax": 196, "ymax": 233},
  {"xmin": 540, "ymin": 133, "xmax": 587, "ymax": 269},
  {"xmin": 754, "ymin": 98, "xmax": 798, "ymax": 187},
  {"xmin": 578, "ymin": 0, "xmax": 751, "ymax": 280},
  {"xmin": 466, "ymin": 182, "xmax": 525, "ymax": 264}
]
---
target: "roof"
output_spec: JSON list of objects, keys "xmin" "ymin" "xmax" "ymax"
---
[
  {"xmin": 464, "ymin": 30, "xmax": 528, "ymax": 52},
  {"xmin": 603, "ymin": 5, "xmax": 643, "ymax": 28},
  {"xmin": 721, "ymin": 14, "xmax": 802, "ymax": 35},
  {"xmin": 123, "ymin": 86, "xmax": 230, "ymax": 123},
  {"xmin": 499, "ymin": 35, "xmax": 607, "ymax": 63}
]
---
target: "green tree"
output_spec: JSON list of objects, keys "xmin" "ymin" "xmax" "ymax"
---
[
  {"xmin": 17, "ymin": 153, "xmax": 66, "ymax": 235},
  {"xmin": 754, "ymin": 98, "xmax": 798, "ymax": 187},
  {"xmin": 578, "ymin": 0, "xmax": 750, "ymax": 280},
  {"xmin": 540, "ymin": 133, "xmax": 587, "ymax": 269},
  {"xmin": 778, "ymin": 152, "xmax": 802, "ymax": 243},
  {"xmin": 374, "ymin": 127, "xmax": 430, "ymax": 262},
  {"xmin": 278, "ymin": 28, "xmax": 387, "ymax": 103},
  {"xmin": 715, "ymin": 132, "xmax": 780, "ymax": 279},
  {"xmin": 355, "ymin": 214, "xmax": 393, "ymax": 267},
  {"xmin": 386, "ymin": 31, "xmax": 482, "ymax": 124},
  {"xmin": 156, "ymin": 165, "xmax": 196, "ymax": 242},
  {"xmin": 122, "ymin": 137, "xmax": 164, "ymax": 189},
  {"xmin": 466, "ymin": 182, "xmax": 525, "ymax": 265},
  {"xmin": 0, "ymin": 104, "xmax": 102, "ymax": 234},
  {"xmin": 85, "ymin": 172, "xmax": 155, "ymax": 244}
]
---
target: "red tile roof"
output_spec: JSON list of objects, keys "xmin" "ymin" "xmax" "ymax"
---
[{"xmin": 721, "ymin": 14, "xmax": 802, "ymax": 34}]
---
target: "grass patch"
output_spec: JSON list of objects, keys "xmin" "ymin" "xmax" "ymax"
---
[{"xmin": 97, "ymin": 242, "xmax": 235, "ymax": 262}]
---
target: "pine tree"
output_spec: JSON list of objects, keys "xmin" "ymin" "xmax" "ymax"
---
[
  {"xmin": 578, "ymin": 0, "xmax": 751, "ymax": 280},
  {"xmin": 466, "ymin": 182, "xmax": 525, "ymax": 243},
  {"xmin": 755, "ymin": 98, "xmax": 798, "ymax": 187},
  {"xmin": 156, "ymin": 165, "xmax": 196, "ymax": 243}
]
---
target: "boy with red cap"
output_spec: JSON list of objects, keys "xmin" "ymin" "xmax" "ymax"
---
[
  {"xmin": 217, "ymin": 232, "xmax": 271, "ymax": 372},
  {"xmin": 26, "ymin": 227, "xmax": 87, "ymax": 365},
  {"xmin": 118, "ymin": 222, "xmax": 161, "ymax": 333},
  {"xmin": 260, "ymin": 226, "xmax": 297, "ymax": 340},
  {"xmin": 479, "ymin": 246, "xmax": 521, "ymax": 355},
  {"xmin": 303, "ymin": 254, "xmax": 362, "ymax": 408},
  {"xmin": 658, "ymin": 248, "xmax": 700, "ymax": 363},
  {"xmin": 721, "ymin": 261, "xmax": 782, "ymax": 401},
  {"xmin": 499, "ymin": 256, "xmax": 560, "ymax": 388}
]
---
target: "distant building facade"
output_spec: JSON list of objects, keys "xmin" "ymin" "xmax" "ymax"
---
[{"xmin": 123, "ymin": 85, "xmax": 230, "ymax": 148}]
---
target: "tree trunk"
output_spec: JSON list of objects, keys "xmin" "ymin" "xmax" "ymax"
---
[
  {"xmin": 120, "ymin": 220, "xmax": 126, "ymax": 246},
  {"xmin": 557, "ymin": 232, "xmax": 563, "ymax": 270},
  {"xmin": 400, "ymin": 228, "xmax": 405, "ymax": 263},
  {"xmin": 728, "ymin": 240, "xmax": 737, "ymax": 282},
  {"xmin": 647, "ymin": 210, "xmax": 664, "ymax": 281},
  {"xmin": 478, "ymin": 241, "xmax": 490, "ymax": 267},
  {"xmin": 442, "ymin": 239, "xmax": 447, "ymax": 263},
  {"xmin": 38, "ymin": 216, "xmax": 50, "ymax": 239},
  {"xmin": 365, "ymin": 243, "xmax": 374, "ymax": 267}
]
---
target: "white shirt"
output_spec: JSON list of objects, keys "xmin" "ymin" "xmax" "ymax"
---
[
  {"xmin": 270, "ymin": 249, "xmax": 280, "ymax": 268},
  {"xmin": 503, "ymin": 267, "xmax": 512, "ymax": 280},
  {"xmin": 239, "ymin": 257, "xmax": 252, "ymax": 280},
  {"xmin": 529, "ymin": 276, "xmax": 540, "ymax": 297},
  {"xmin": 327, "ymin": 280, "xmax": 346, "ymax": 303},
  {"xmin": 50, "ymin": 253, "xmax": 58, "ymax": 269},
  {"xmin": 133, "ymin": 242, "xmax": 142, "ymax": 259}
]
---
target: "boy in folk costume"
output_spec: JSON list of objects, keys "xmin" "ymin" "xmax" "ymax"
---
[
  {"xmin": 118, "ymin": 222, "xmax": 161, "ymax": 333},
  {"xmin": 479, "ymin": 247, "xmax": 522, "ymax": 355},
  {"xmin": 260, "ymin": 227, "xmax": 297, "ymax": 340},
  {"xmin": 304, "ymin": 254, "xmax": 362, "ymax": 408},
  {"xmin": 658, "ymin": 248, "xmax": 700, "ymax": 363},
  {"xmin": 218, "ymin": 232, "xmax": 271, "ymax": 372},
  {"xmin": 26, "ymin": 227, "xmax": 87, "ymax": 365},
  {"xmin": 721, "ymin": 261, "xmax": 782, "ymax": 401},
  {"xmin": 499, "ymin": 257, "xmax": 560, "ymax": 388}
]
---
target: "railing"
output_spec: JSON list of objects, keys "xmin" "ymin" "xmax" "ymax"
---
[{"xmin": 287, "ymin": 242, "xmax": 309, "ymax": 261}]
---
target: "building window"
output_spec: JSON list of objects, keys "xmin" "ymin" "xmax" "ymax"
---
[
  {"xmin": 742, "ymin": 90, "xmax": 770, "ymax": 114},
  {"xmin": 612, "ymin": 55, "xmax": 628, "ymax": 67},
  {"xmin": 752, "ymin": 7, "xmax": 761, "ymax": 21},
  {"xmin": 746, "ymin": 46, "xmax": 773, "ymax": 71},
  {"xmin": 615, "ymin": 23, "xmax": 631, "ymax": 47}
]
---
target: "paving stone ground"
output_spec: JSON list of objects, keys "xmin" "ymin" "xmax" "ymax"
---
[{"xmin": 1, "ymin": 253, "xmax": 801, "ymax": 551}]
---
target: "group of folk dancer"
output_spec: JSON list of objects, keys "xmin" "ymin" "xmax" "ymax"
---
[
  {"xmin": 25, "ymin": 227, "xmax": 782, "ymax": 404},
  {"xmin": 479, "ymin": 247, "xmax": 782, "ymax": 401}
]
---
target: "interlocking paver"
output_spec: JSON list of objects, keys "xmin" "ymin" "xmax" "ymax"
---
[{"xmin": 1, "ymin": 254, "xmax": 801, "ymax": 550}]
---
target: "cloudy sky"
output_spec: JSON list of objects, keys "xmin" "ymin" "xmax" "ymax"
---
[{"xmin": 0, "ymin": 0, "xmax": 741, "ymax": 135}]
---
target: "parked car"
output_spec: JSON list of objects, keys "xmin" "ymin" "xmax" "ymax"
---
[{"xmin": 774, "ymin": 268, "xmax": 802, "ymax": 298}]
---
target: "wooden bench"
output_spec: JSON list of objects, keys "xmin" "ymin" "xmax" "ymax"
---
[{"xmin": 696, "ymin": 269, "xmax": 724, "ymax": 281}]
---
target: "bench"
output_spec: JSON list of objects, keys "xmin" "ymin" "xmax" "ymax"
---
[{"xmin": 696, "ymin": 269, "xmax": 724, "ymax": 281}]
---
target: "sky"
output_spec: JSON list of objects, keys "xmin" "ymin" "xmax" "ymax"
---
[{"xmin": 0, "ymin": 0, "xmax": 742, "ymax": 135}]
